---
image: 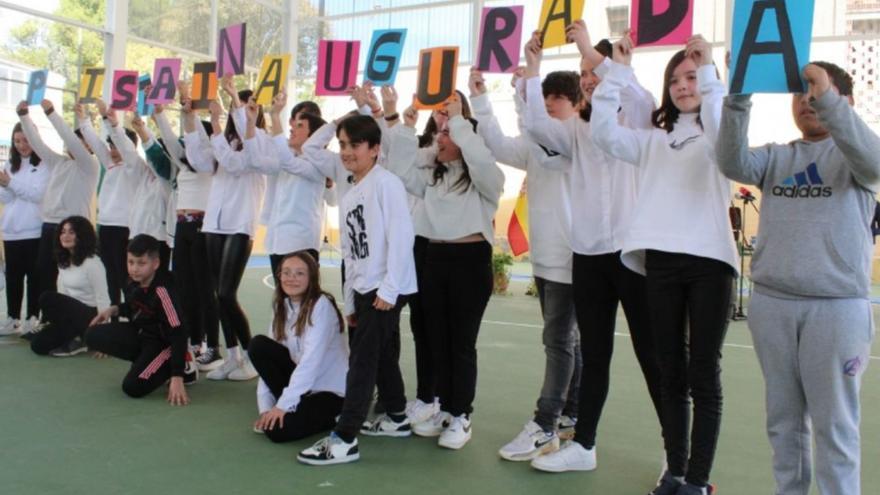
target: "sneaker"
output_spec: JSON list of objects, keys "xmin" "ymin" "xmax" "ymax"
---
[
  {"xmin": 499, "ymin": 420, "xmax": 559, "ymax": 461},
  {"xmin": 647, "ymin": 471, "xmax": 685, "ymax": 495},
  {"xmin": 412, "ymin": 410, "xmax": 452, "ymax": 437},
  {"xmin": 0, "ymin": 317, "xmax": 19, "ymax": 336},
  {"xmin": 183, "ymin": 353, "xmax": 199, "ymax": 385},
  {"xmin": 206, "ymin": 356, "xmax": 241, "ymax": 380},
  {"xmin": 49, "ymin": 337, "xmax": 88, "ymax": 357},
  {"xmin": 227, "ymin": 355, "xmax": 258, "ymax": 381},
  {"xmin": 196, "ymin": 347, "xmax": 224, "ymax": 371},
  {"xmin": 530, "ymin": 440, "xmax": 597, "ymax": 472},
  {"xmin": 297, "ymin": 433, "xmax": 360, "ymax": 466},
  {"xmin": 438, "ymin": 415, "xmax": 472, "ymax": 450},
  {"xmin": 18, "ymin": 317, "xmax": 43, "ymax": 341},
  {"xmin": 361, "ymin": 414, "xmax": 412, "ymax": 437},
  {"xmin": 677, "ymin": 483, "xmax": 716, "ymax": 495},
  {"xmin": 406, "ymin": 399, "xmax": 438, "ymax": 425},
  {"xmin": 557, "ymin": 415, "xmax": 577, "ymax": 440}
]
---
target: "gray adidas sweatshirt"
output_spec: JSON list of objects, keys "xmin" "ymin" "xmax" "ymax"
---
[{"xmin": 716, "ymin": 90, "xmax": 880, "ymax": 299}]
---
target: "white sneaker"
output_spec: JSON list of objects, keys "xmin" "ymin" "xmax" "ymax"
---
[
  {"xmin": 412, "ymin": 410, "xmax": 452, "ymax": 437},
  {"xmin": 227, "ymin": 355, "xmax": 258, "ymax": 381},
  {"xmin": 438, "ymin": 415, "xmax": 472, "ymax": 450},
  {"xmin": 206, "ymin": 356, "xmax": 241, "ymax": 380},
  {"xmin": 360, "ymin": 413, "xmax": 412, "ymax": 437},
  {"xmin": 406, "ymin": 399, "xmax": 438, "ymax": 424},
  {"xmin": 0, "ymin": 317, "xmax": 19, "ymax": 336},
  {"xmin": 530, "ymin": 440, "xmax": 597, "ymax": 472},
  {"xmin": 297, "ymin": 434, "xmax": 360, "ymax": 466},
  {"xmin": 557, "ymin": 415, "xmax": 577, "ymax": 440},
  {"xmin": 20, "ymin": 316, "xmax": 40, "ymax": 334},
  {"xmin": 499, "ymin": 420, "xmax": 559, "ymax": 461},
  {"xmin": 196, "ymin": 346, "xmax": 224, "ymax": 371}
]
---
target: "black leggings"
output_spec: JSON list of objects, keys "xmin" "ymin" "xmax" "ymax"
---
[
  {"xmin": 408, "ymin": 235, "xmax": 433, "ymax": 403},
  {"xmin": 98, "ymin": 225, "xmax": 129, "ymax": 308},
  {"xmin": 4, "ymin": 238, "xmax": 41, "ymax": 320},
  {"xmin": 422, "ymin": 241, "xmax": 493, "ymax": 417},
  {"xmin": 248, "ymin": 335, "xmax": 344, "ymax": 442},
  {"xmin": 30, "ymin": 292, "xmax": 96, "ymax": 355},
  {"xmin": 571, "ymin": 252, "xmax": 664, "ymax": 449},
  {"xmin": 173, "ymin": 219, "xmax": 219, "ymax": 348},
  {"xmin": 35, "ymin": 223, "xmax": 58, "ymax": 302},
  {"xmin": 204, "ymin": 233, "xmax": 252, "ymax": 350},
  {"xmin": 645, "ymin": 250, "xmax": 733, "ymax": 487},
  {"xmin": 85, "ymin": 323, "xmax": 175, "ymax": 398}
]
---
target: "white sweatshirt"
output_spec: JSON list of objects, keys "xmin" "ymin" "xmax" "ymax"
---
[
  {"xmin": 183, "ymin": 109, "xmax": 265, "ymax": 237},
  {"xmin": 106, "ymin": 125, "xmax": 172, "ymax": 242},
  {"xmin": 471, "ymin": 91, "xmax": 573, "ymax": 284},
  {"xmin": 0, "ymin": 159, "xmax": 49, "ymax": 240},
  {"xmin": 591, "ymin": 61, "xmax": 738, "ymax": 275},
  {"xmin": 57, "ymin": 255, "xmax": 111, "ymax": 312},
  {"xmin": 256, "ymin": 295, "xmax": 349, "ymax": 413},
  {"xmin": 300, "ymin": 121, "xmax": 355, "ymax": 232},
  {"xmin": 18, "ymin": 113, "xmax": 99, "ymax": 223},
  {"xmin": 153, "ymin": 112, "xmax": 212, "ymax": 212},
  {"xmin": 77, "ymin": 118, "xmax": 141, "ymax": 228},
  {"xmin": 523, "ymin": 59, "xmax": 654, "ymax": 258},
  {"xmin": 340, "ymin": 165, "xmax": 417, "ymax": 316},
  {"xmin": 386, "ymin": 115, "xmax": 505, "ymax": 244},
  {"xmin": 243, "ymin": 134, "xmax": 328, "ymax": 255}
]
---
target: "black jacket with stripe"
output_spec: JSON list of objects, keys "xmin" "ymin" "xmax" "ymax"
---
[{"xmin": 119, "ymin": 271, "xmax": 187, "ymax": 376}]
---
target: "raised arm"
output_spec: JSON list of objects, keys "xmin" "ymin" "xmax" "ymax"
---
[
  {"xmin": 301, "ymin": 121, "xmax": 346, "ymax": 182},
  {"xmin": 152, "ymin": 108, "xmax": 186, "ymax": 163},
  {"xmin": 385, "ymin": 109, "xmax": 431, "ymax": 198},
  {"xmin": 43, "ymin": 100, "xmax": 92, "ymax": 165},
  {"xmin": 808, "ymin": 66, "xmax": 880, "ymax": 189},
  {"xmin": 76, "ymin": 111, "xmax": 114, "ymax": 170},
  {"xmin": 715, "ymin": 94, "xmax": 770, "ymax": 186},
  {"xmin": 270, "ymin": 135, "xmax": 324, "ymax": 182},
  {"xmin": 447, "ymin": 113, "xmax": 504, "ymax": 205},
  {"xmin": 17, "ymin": 102, "xmax": 66, "ymax": 163},
  {"xmin": 591, "ymin": 60, "xmax": 648, "ymax": 166},
  {"xmin": 468, "ymin": 69, "xmax": 531, "ymax": 171}
]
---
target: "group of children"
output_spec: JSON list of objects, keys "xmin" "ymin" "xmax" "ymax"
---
[{"xmin": 0, "ymin": 21, "xmax": 875, "ymax": 495}]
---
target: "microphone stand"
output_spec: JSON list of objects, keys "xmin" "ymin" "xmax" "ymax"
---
[{"xmin": 731, "ymin": 195, "xmax": 755, "ymax": 321}]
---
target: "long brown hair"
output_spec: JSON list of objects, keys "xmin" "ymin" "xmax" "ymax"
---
[
  {"xmin": 10, "ymin": 123, "xmax": 41, "ymax": 173},
  {"xmin": 651, "ymin": 49, "xmax": 704, "ymax": 133},
  {"xmin": 272, "ymin": 251, "xmax": 343, "ymax": 340}
]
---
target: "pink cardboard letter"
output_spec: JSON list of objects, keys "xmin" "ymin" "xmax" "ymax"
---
[
  {"xmin": 147, "ymin": 58, "xmax": 182, "ymax": 104},
  {"xmin": 631, "ymin": 0, "xmax": 694, "ymax": 47},
  {"xmin": 476, "ymin": 6, "xmax": 524, "ymax": 73},
  {"xmin": 316, "ymin": 40, "xmax": 361, "ymax": 96},
  {"xmin": 217, "ymin": 23, "xmax": 246, "ymax": 77},
  {"xmin": 111, "ymin": 70, "xmax": 139, "ymax": 111}
]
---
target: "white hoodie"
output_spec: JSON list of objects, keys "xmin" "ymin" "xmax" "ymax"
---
[{"xmin": 0, "ymin": 158, "xmax": 49, "ymax": 240}]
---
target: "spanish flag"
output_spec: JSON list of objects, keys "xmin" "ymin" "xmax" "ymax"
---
[{"xmin": 508, "ymin": 179, "xmax": 529, "ymax": 256}]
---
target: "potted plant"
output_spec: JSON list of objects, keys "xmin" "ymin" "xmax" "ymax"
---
[{"xmin": 492, "ymin": 252, "xmax": 514, "ymax": 295}]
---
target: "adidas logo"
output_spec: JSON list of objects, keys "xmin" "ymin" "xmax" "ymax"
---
[{"xmin": 771, "ymin": 162, "xmax": 832, "ymax": 198}]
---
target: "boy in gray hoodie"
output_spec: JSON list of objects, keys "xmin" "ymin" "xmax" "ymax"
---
[{"xmin": 717, "ymin": 62, "xmax": 879, "ymax": 495}]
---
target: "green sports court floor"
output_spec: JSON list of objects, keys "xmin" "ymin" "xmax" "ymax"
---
[{"xmin": 1, "ymin": 262, "xmax": 878, "ymax": 494}]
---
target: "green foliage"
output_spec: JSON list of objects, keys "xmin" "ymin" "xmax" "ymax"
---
[{"xmin": 492, "ymin": 252, "xmax": 514, "ymax": 275}]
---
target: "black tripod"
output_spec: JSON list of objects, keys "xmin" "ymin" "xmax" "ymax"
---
[{"xmin": 731, "ymin": 195, "xmax": 758, "ymax": 321}]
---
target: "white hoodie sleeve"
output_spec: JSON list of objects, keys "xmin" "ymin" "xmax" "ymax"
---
[
  {"xmin": 243, "ymin": 136, "xmax": 281, "ymax": 175},
  {"xmin": 153, "ymin": 112, "xmax": 187, "ymax": 163},
  {"xmin": 697, "ymin": 64, "xmax": 726, "ymax": 148},
  {"xmin": 376, "ymin": 175, "xmax": 415, "ymax": 306},
  {"xmin": 270, "ymin": 135, "xmax": 325, "ymax": 183},
  {"xmin": 7, "ymin": 163, "xmax": 49, "ymax": 204},
  {"xmin": 256, "ymin": 378, "xmax": 276, "ymax": 413},
  {"xmin": 19, "ymin": 114, "xmax": 66, "ymax": 164},
  {"xmin": 302, "ymin": 122, "xmax": 345, "ymax": 182},
  {"xmin": 86, "ymin": 257, "xmax": 111, "ymax": 313},
  {"xmin": 211, "ymin": 135, "xmax": 251, "ymax": 176},
  {"xmin": 385, "ymin": 125, "xmax": 430, "ymax": 198},
  {"xmin": 523, "ymin": 76, "xmax": 577, "ymax": 161},
  {"xmin": 276, "ymin": 297, "xmax": 341, "ymax": 412},
  {"xmin": 470, "ymin": 93, "xmax": 531, "ymax": 172},
  {"xmin": 48, "ymin": 112, "xmax": 93, "ymax": 166},
  {"xmin": 183, "ymin": 129, "xmax": 215, "ymax": 174},
  {"xmin": 448, "ymin": 115, "xmax": 505, "ymax": 205},
  {"xmin": 591, "ymin": 61, "xmax": 650, "ymax": 167},
  {"xmin": 78, "ymin": 119, "xmax": 114, "ymax": 171}
]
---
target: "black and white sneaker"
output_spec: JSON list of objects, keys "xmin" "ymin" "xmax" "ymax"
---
[
  {"xmin": 49, "ymin": 337, "xmax": 88, "ymax": 357},
  {"xmin": 360, "ymin": 414, "xmax": 412, "ymax": 437},
  {"xmin": 196, "ymin": 346, "xmax": 224, "ymax": 371},
  {"xmin": 648, "ymin": 471, "xmax": 685, "ymax": 495},
  {"xmin": 297, "ymin": 434, "xmax": 360, "ymax": 466}
]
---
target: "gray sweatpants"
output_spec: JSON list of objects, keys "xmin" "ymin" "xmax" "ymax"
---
[{"xmin": 749, "ymin": 291, "xmax": 874, "ymax": 495}]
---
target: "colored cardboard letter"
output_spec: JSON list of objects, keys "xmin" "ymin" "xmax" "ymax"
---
[
  {"xmin": 414, "ymin": 47, "xmax": 459, "ymax": 110},
  {"xmin": 78, "ymin": 67, "xmax": 105, "ymax": 103},
  {"xmin": 192, "ymin": 62, "xmax": 218, "ymax": 110},
  {"xmin": 137, "ymin": 74, "xmax": 154, "ymax": 116},
  {"xmin": 538, "ymin": 0, "xmax": 585, "ymax": 49},
  {"xmin": 111, "ymin": 70, "xmax": 139, "ymax": 111},
  {"xmin": 364, "ymin": 29, "xmax": 407, "ymax": 85},
  {"xmin": 730, "ymin": 0, "xmax": 815, "ymax": 94},
  {"xmin": 630, "ymin": 0, "xmax": 694, "ymax": 47},
  {"xmin": 476, "ymin": 6, "xmax": 524, "ymax": 73},
  {"xmin": 254, "ymin": 54, "xmax": 291, "ymax": 105},
  {"xmin": 316, "ymin": 40, "xmax": 360, "ymax": 96},
  {"xmin": 147, "ymin": 58, "xmax": 181, "ymax": 104},
  {"xmin": 26, "ymin": 70, "xmax": 48, "ymax": 106},
  {"xmin": 217, "ymin": 23, "xmax": 246, "ymax": 77}
]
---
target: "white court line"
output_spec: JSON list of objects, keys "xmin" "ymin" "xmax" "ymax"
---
[{"xmin": 260, "ymin": 274, "xmax": 880, "ymax": 361}]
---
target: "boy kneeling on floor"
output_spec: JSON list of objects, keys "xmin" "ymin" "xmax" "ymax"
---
[{"xmin": 86, "ymin": 234, "xmax": 196, "ymax": 405}]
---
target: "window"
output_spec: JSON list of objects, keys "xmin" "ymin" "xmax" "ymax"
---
[{"xmin": 606, "ymin": 5, "xmax": 629, "ymax": 38}]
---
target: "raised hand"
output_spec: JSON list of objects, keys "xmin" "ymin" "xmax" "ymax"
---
[
  {"xmin": 511, "ymin": 66, "xmax": 526, "ymax": 88},
  {"xmin": 270, "ymin": 87, "xmax": 287, "ymax": 116},
  {"xmin": 524, "ymin": 31, "xmax": 543, "ymax": 77},
  {"xmin": 402, "ymin": 103, "xmax": 418, "ymax": 128},
  {"xmin": 565, "ymin": 20, "xmax": 593, "ymax": 55},
  {"xmin": 468, "ymin": 68, "xmax": 486, "ymax": 97},
  {"xmin": 445, "ymin": 94, "xmax": 462, "ymax": 118},
  {"xmin": 612, "ymin": 29, "xmax": 634, "ymax": 66},
  {"xmin": 40, "ymin": 99, "xmax": 55, "ymax": 115},
  {"xmin": 16, "ymin": 101, "xmax": 28, "ymax": 116},
  {"xmin": 685, "ymin": 34, "xmax": 713, "ymax": 67},
  {"xmin": 380, "ymin": 85, "xmax": 398, "ymax": 117},
  {"xmin": 803, "ymin": 63, "xmax": 832, "ymax": 100}
]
